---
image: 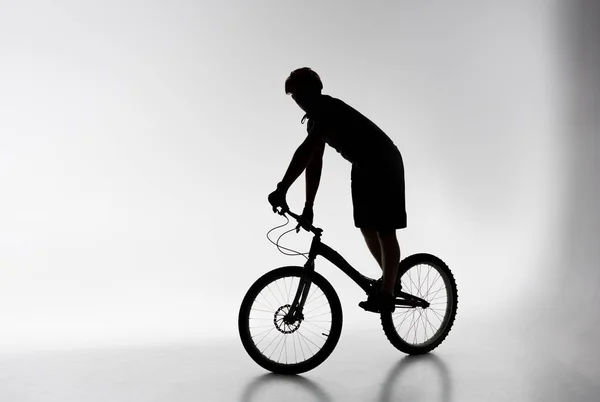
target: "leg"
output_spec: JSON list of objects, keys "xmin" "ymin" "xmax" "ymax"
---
[
  {"xmin": 377, "ymin": 229, "xmax": 401, "ymax": 295},
  {"xmin": 360, "ymin": 228, "xmax": 383, "ymax": 269}
]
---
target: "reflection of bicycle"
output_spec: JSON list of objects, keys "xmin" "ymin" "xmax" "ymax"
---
[
  {"xmin": 240, "ymin": 373, "xmax": 332, "ymax": 402},
  {"xmin": 379, "ymin": 354, "xmax": 452, "ymax": 402},
  {"xmin": 238, "ymin": 207, "xmax": 458, "ymax": 374},
  {"xmin": 239, "ymin": 353, "xmax": 451, "ymax": 402}
]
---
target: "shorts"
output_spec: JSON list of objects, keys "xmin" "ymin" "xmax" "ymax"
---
[{"xmin": 351, "ymin": 156, "xmax": 407, "ymax": 230}]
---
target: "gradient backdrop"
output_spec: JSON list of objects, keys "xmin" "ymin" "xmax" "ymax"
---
[{"xmin": 0, "ymin": 0, "xmax": 597, "ymax": 370}]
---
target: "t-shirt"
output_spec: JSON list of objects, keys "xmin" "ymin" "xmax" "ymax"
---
[{"xmin": 304, "ymin": 95, "xmax": 401, "ymax": 171}]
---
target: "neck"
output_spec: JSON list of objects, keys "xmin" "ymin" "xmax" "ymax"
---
[{"xmin": 304, "ymin": 94, "xmax": 324, "ymax": 114}]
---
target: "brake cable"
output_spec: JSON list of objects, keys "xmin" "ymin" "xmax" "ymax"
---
[{"xmin": 265, "ymin": 214, "xmax": 309, "ymax": 260}]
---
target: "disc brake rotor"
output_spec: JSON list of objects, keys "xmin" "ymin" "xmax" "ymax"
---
[{"xmin": 274, "ymin": 304, "xmax": 301, "ymax": 334}]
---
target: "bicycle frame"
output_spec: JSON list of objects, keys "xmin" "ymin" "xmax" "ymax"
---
[{"xmin": 280, "ymin": 209, "xmax": 428, "ymax": 320}]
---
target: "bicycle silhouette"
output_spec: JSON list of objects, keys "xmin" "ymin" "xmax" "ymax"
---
[{"xmin": 238, "ymin": 207, "xmax": 458, "ymax": 374}]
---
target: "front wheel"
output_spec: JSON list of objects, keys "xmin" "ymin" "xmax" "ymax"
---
[
  {"xmin": 381, "ymin": 253, "xmax": 458, "ymax": 354},
  {"xmin": 238, "ymin": 266, "xmax": 343, "ymax": 374}
]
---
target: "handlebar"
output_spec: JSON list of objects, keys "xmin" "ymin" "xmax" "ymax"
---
[{"xmin": 276, "ymin": 207, "xmax": 323, "ymax": 236}]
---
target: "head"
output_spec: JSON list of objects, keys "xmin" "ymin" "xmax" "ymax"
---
[{"xmin": 285, "ymin": 67, "xmax": 323, "ymax": 112}]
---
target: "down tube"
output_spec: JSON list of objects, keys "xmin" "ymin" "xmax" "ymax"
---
[{"xmin": 316, "ymin": 242, "xmax": 372, "ymax": 293}]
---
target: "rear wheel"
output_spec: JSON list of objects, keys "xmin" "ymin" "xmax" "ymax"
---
[
  {"xmin": 381, "ymin": 253, "xmax": 458, "ymax": 354},
  {"xmin": 238, "ymin": 266, "xmax": 343, "ymax": 374}
]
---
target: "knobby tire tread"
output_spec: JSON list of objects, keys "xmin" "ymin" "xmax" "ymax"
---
[{"xmin": 380, "ymin": 253, "xmax": 458, "ymax": 354}]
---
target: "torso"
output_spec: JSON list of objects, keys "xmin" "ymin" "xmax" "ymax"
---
[{"xmin": 305, "ymin": 95, "xmax": 401, "ymax": 171}]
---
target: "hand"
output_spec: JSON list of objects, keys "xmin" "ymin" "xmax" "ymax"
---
[
  {"xmin": 296, "ymin": 203, "xmax": 314, "ymax": 233},
  {"xmin": 267, "ymin": 183, "xmax": 288, "ymax": 213}
]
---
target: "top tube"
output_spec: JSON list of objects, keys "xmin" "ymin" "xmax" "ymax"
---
[{"xmin": 277, "ymin": 207, "xmax": 323, "ymax": 236}]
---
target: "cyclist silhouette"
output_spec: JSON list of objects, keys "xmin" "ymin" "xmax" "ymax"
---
[{"xmin": 268, "ymin": 67, "xmax": 407, "ymax": 313}]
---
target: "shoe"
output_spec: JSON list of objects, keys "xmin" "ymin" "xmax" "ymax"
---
[{"xmin": 358, "ymin": 291, "xmax": 396, "ymax": 313}]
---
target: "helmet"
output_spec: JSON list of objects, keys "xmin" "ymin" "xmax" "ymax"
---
[{"xmin": 285, "ymin": 67, "xmax": 323, "ymax": 95}]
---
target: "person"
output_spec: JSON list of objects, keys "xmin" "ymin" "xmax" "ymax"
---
[{"xmin": 267, "ymin": 67, "xmax": 407, "ymax": 313}]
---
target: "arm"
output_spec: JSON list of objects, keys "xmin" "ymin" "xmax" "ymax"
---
[
  {"xmin": 278, "ymin": 126, "xmax": 326, "ymax": 192},
  {"xmin": 304, "ymin": 140, "xmax": 325, "ymax": 207}
]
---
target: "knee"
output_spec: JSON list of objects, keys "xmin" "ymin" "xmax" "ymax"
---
[
  {"xmin": 376, "ymin": 229, "xmax": 397, "ymax": 242},
  {"xmin": 377, "ymin": 230, "xmax": 399, "ymax": 250}
]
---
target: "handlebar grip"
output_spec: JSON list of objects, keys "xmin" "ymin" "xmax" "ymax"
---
[{"xmin": 285, "ymin": 209, "xmax": 321, "ymax": 235}]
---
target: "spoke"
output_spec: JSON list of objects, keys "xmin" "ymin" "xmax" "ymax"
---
[
  {"xmin": 298, "ymin": 331, "xmax": 317, "ymax": 356},
  {"xmin": 302, "ymin": 321, "xmax": 331, "ymax": 332},
  {"xmin": 306, "ymin": 285, "xmax": 318, "ymax": 303},
  {"xmin": 268, "ymin": 332, "xmax": 286, "ymax": 360},
  {"xmin": 303, "ymin": 301, "xmax": 330, "ymax": 316},
  {"xmin": 266, "ymin": 285, "xmax": 282, "ymax": 307},
  {"xmin": 283, "ymin": 277, "xmax": 288, "ymax": 302},
  {"xmin": 305, "ymin": 291, "xmax": 326, "ymax": 306},
  {"xmin": 306, "ymin": 287, "xmax": 323, "ymax": 304},
  {"xmin": 425, "ymin": 267, "xmax": 431, "ymax": 298},
  {"xmin": 251, "ymin": 326, "xmax": 276, "ymax": 339},
  {"xmin": 429, "ymin": 307, "xmax": 445, "ymax": 321},
  {"xmin": 285, "ymin": 334, "xmax": 289, "ymax": 364},
  {"xmin": 392, "ymin": 309, "xmax": 412, "ymax": 318},
  {"xmin": 416, "ymin": 310, "xmax": 426, "ymax": 343},
  {"xmin": 399, "ymin": 310, "xmax": 412, "ymax": 337},
  {"xmin": 407, "ymin": 270, "xmax": 420, "ymax": 296},
  {"xmin": 292, "ymin": 331, "xmax": 297, "ymax": 364},
  {"xmin": 250, "ymin": 308, "xmax": 275, "ymax": 313},
  {"xmin": 418, "ymin": 310, "xmax": 427, "ymax": 342},
  {"xmin": 260, "ymin": 329, "xmax": 280, "ymax": 353},
  {"xmin": 394, "ymin": 309, "xmax": 415, "ymax": 332},
  {"xmin": 428, "ymin": 285, "xmax": 446, "ymax": 302},
  {"xmin": 300, "ymin": 324, "xmax": 328, "ymax": 341},
  {"xmin": 277, "ymin": 334, "xmax": 286, "ymax": 363},
  {"xmin": 403, "ymin": 310, "xmax": 419, "ymax": 340},
  {"xmin": 298, "ymin": 330, "xmax": 323, "ymax": 350},
  {"xmin": 275, "ymin": 281, "xmax": 287, "ymax": 304},
  {"xmin": 252, "ymin": 298, "xmax": 274, "ymax": 312},
  {"xmin": 254, "ymin": 327, "xmax": 276, "ymax": 346},
  {"xmin": 296, "ymin": 332, "xmax": 307, "ymax": 361},
  {"xmin": 423, "ymin": 273, "xmax": 441, "ymax": 298},
  {"xmin": 413, "ymin": 311, "xmax": 420, "ymax": 343},
  {"xmin": 428, "ymin": 294, "xmax": 448, "ymax": 302},
  {"xmin": 424, "ymin": 310, "xmax": 438, "ymax": 335},
  {"xmin": 305, "ymin": 310, "xmax": 332, "ymax": 319}
]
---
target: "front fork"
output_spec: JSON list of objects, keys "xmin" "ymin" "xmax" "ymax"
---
[{"xmin": 284, "ymin": 259, "xmax": 315, "ymax": 324}]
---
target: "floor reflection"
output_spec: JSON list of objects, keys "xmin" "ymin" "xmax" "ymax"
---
[
  {"xmin": 378, "ymin": 354, "xmax": 452, "ymax": 402},
  {"xmin": 240, "ymin": 373, "xmax": 332, "ymax": 402},
  {"xmin": 239, "ymin": 352, "xmax": 453, "ymax": 402}
]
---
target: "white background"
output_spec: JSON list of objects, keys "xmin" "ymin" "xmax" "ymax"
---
[{"xmin": 0, "ymin": 0, "xmax": 596, "ymax": 363}]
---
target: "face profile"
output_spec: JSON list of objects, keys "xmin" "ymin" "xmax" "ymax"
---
[{"xmin": 291, "ymin": 91, "xmax": 312, "ymax": 112}]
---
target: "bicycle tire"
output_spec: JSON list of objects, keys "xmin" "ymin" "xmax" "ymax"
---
[
  {"xmin": 238, "ymin": 266, "xmax": 343, "ymax": 374},
  {"xmin": 381, "ymin": 253, "xmax": 458, "ymax": 354}
]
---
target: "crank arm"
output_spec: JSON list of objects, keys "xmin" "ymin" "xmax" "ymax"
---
[{"xmin": 395, "ymin": 291, "xmax": 430, "ymax": 308}]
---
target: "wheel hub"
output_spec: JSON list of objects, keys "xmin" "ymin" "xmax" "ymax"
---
[{"xmin": 274, "ymin": 304, "xmax": 302, "ymax": 334}]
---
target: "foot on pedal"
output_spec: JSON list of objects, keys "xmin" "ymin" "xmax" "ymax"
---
[{"xmin": 358, "ymin": 291, "xmax": 396, "ymax": 313}]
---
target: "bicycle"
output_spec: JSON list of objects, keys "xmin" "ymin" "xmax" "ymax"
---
[{"xmin": 238, "ymin": 206, "xmax": 458, "ymax": 374}]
